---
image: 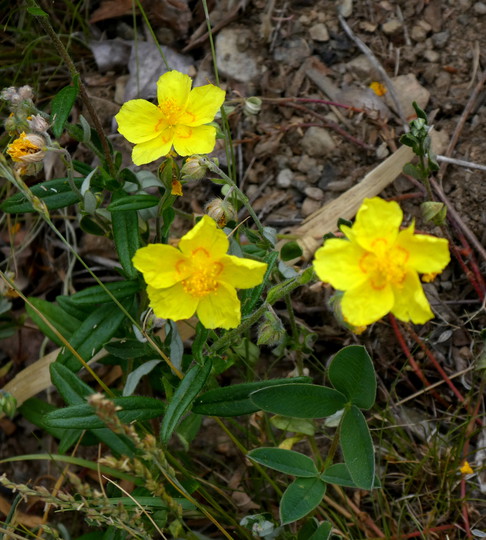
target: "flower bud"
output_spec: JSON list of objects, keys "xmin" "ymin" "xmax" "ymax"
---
[
  {"xmin": 27, "ymin": 114, "xmax": 50, "ymax": 134},
  {"xmin": 257, "ymin": 310, "xmax": 285, "ymax": 346},
  {"xmin": 180, "ymin": 156, "xmax": 207, "ymax": 181},
  {"xmin": 420, "ymin": 201, "xmax": 447, "ymax": 225},
  {"xmin": 205, "ymin": 197, "xmax": 237, "ymax": 227},
  {"xmin": 244, "ymin": 96, "xmax": 262, "ymax": 116},
  {"xmin": 0, "ymin": 392, "xmax": 17, "ymax": 419}
]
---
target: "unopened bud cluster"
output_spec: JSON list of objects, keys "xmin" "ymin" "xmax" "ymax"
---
[{"xmin": 205, "ymin": 197, "xmax": 237, "ymax": 227}]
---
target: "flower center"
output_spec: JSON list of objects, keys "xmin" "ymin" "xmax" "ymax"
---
[
  {"xmin": 158, "ymin": 98, "xmax": 184, "ymax": 126},
  {"xmin": 179, "ymin": 248, "xmax": 223, "ymax": 298},
  {"xmin": 358, "ymin": 238, "xmax": 409, "ymax": 290}
]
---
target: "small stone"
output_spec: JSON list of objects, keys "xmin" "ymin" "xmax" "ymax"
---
[
  {"xmin": 338, "ymin": 0, "xmax": 353, "ymax": 17},
  {"xmin": 309, "ymin": 23, "xmax": 329, "ymax": 42},
  {"xmin": 382, "ymin": 19, "xmax": 402, "ymax": 35},
  {"xmin": 273, "ymin": 38, "xmax": 311, "ymax": 68},
  {"xmin": 473, "ymin": 1, "xmax": 486, "ymax": 14},
  {"xmin": 297, "ymin": 155, "xmax": 318, "ymax": 173},
  {"xmin": 386, "ymin": 73, "xmax": 430, "ymax": 119},
  {"xmin": 304, "ymin": 187, "xmax": 325, "ymax": 201},
  {"xmin": 301, "ymin": 197, "xmax": 321, "ymax": 217},
  {"xmin": 435, "ymin": 71, "xmax": 451, "ymax": 91},
  {"xmin": 411, "ymin": 24, "xmax": 428, "ymax": 42},
  {"xmin": 301, "ymin": 127, "xmax": 336, "ymax": 157},
  {"xmin": 423, "ymin": 49, "xmax": 440, "ymax": 62},
  {"xmin": 277, "ymin": 168, "xmax": 293, "ymax": 188},
  {"xmin": 216, "ymin": 28, "xmax": 259, "ymax": 82},
  {"xmin": 432, "ymin": 31, "xmax": 450, "ymax": 49},
  {"xmin": 346, "ymin": 54, "xmax": 376, "ymax": 79},
  {"xmin": 318, "ymin": 163, "xmax": 337, "ymax": 189}
]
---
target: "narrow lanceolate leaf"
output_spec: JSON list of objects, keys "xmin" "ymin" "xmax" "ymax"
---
[
  {"xmin": 50, "ymin": 363, "xmax": 135, "ymax": 456},
  {"xmin": 0, "ymin": 177, "xmax": 84, "ymax": 213},
  {"xmin": 69, "ymin": 280, "xmax": 141, "ymax": 305},
  {"xmin": 340, "ymin": 405, "xmax": 375, "ymax": 490},
  {"xmin": 247, "ymin": 448, "xmax": 318, "ymax": 477},
  {"xmin": 107, "ymin": 194, "xmax": 160, "ymax": 212},
  {"xmin": 51, "ymin": 85, "xmax": 79, "ymax": 138},
  {"xmin": 26, "ymin": 298, "xmax": 80, "ymax": 346},
  {"xmin": 111, "ymin": 194, "xmax": 140, "ymax": 279},
  {"xmin": 192, "ymin": 377, "xmax": 312, "ymax": 417},
  {"xmin": 44, "ymin": 397, "xmax": 166, "ymax": 429},
  {"xmin": 160, "ymin": 360, "xmax": 212, "ymax": 444},
  {"xmin": 56, "ymin": 302, "xmax": 129, "ymax": 371},
  {"xmin": 280, "ymin": 477, "xmax": 327, "ymax": 525},
  {"xmin": 250, "ymin": 384, "xmax": 347, "ymax": 419},
  {"xmin": 328, "ymin": 345, "xmax": 376, "ymax": 410}
]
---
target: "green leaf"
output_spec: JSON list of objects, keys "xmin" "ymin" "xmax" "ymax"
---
[
  {"xmin": 412, "ymin": 101, "xmax": 428, "ymax": 121},
  {"xmin": 250, "ymin": 384, "xmax": 347, "ymax": 419},
  {"xmin": 270, "ymin": 416, "xmax": 315, "ymax": 436},
  {"xmin": 57, "ymin": 302, "xmax": 129, "ymax": 371},
  {"xmin": 27, "ymin": 6, "xmax": 48, "ymax": 16},
  {"xmin": 328, "ymin": 345, "xmax": 376, "ymax": 410},
  {"xmin": 26, "ymin": 298, "xmax": 80, "ymax": 346},
  {"xmin": 403, "ymin": 162, "xmax": 425, "ymax": 181},
  {"xmin": 280, "ymin": 477, "xmax": 326, "ymax": 525},
  {"xmin": 340, "ymin": 405, "xmax": 375, "ymax": 490},
  {"xmin": 320, "ymin": 463, "xmax": 356, "ymax": 487},
  {"xmin": 19, "ymin": 398, "xmax": 69, "ymax": 440},
  {"xmin": 160, "ymin": 360, "xmax": 212, "ymax": 444},
  {"xmin": 107, "ymin": 194, "xmax": 160, "ymax": 212},
  {"xmin": 50, "ymin": 363, "xmax": 135, "ymax": 456},
  {"xmin": 247, "ymin": 448, "xmax": 318, "ymax": 477},
  {"xmin": 0, "ymin": 178, "xmax": 84, "ymax": 213},
  {"xmin": 69, "ymin": 280, "xmax": 141, "ymax": 305},
  {"xmin": 192, "ymin": 377, "xmax": 312, "ymax": 416},
  {"xmin": 123, "ymin": 360, "xmax": 161, "ymax": 396},
  {"xmin": 308, "ymin": 522, "xmax": 332, "ymax": 540},
  {"xmin": 111, "ymin": 193, "xmax": 140, "ymax": 279},
  {"xmin": 51, "ymin": 85, "xmax": 79, "ymax": 138},
  {"xmin": 242, "ymin": 251, "xmax": 279, "ymax": 316},
  {"xmin": 104, "ymin": 340, "xmax": 153, "ymax": 359},
  {"xmin": 44, "ymin": 396, "xmax": 166, "ymax": 429},
  {"xmin": 280, "ymin": 241, "xmax": 303, "ymax": 262}
]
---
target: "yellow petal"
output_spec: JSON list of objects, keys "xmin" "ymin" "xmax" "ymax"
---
[
  {"xmin": 179, "ymin": 215, "xmax": 229, "ymax": 259},
  {"xmin": 218, "ymin": 255, "xmax": 268, "ymax": 289},
  {"xmin": 147, "ymin": 282, "xmax": 198, "ymax": 321},
  {"xmin": 131, "ymin": 129, "xmax": 174, "ymax": 165},
  {"xmin": 396, "ymin": 224, "xmax": 450, "ymax": 274},
  {"xmin": 313, "ymin": 238, "xmax": 367, "ymax": 290},
  {"xmin": 341, "ymin": 280, "xmax": 394, "ymax": 326},
  {"xmin": 460, "ymin": 461, "xmax": 474, "ymax": 475},
  {"xmin": 390, "ymin": 270, "xmax": 433, "ymax": 324},
  {"xmin": 132, "ymin": 244, "xmax": 189, "ymax": 288},
  {"xmin": 197, "ymin": 282, "xmax": 241, "ymax": 329},
  {"xmin": 172, "ymin": 125, "xmax": 217, "ymax": 156},
  {"xmin": 352, "ymin": 197, "xmax": 403, "ymax": 251},
  {"xmin": 115, "ymin": 99, "xmax": 164, "ymax": 143},
  {"xmin": 180, "ymin": 84, "xmax": 226, "ymax": 126},
  {"xmin": 156, "ymin": 70, "xmax": 192, "ymax": 111}
]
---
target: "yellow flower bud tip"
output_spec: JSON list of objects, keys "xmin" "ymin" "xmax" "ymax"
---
[
  {"xmin": 313, "ymin": 197, "xmax": 450, "ymax": 327},
  {"xmin": 370, "ymin": 81, "xmax": 387, "ymax": 96},
  {"xmin": 459, "ymin": 461, "xmax": 474, "ymax": 475},
  {"xmin": 7, "ymin": 132, "xmax": 46, "ymax": 163},
  {"xmin": 171, "ymin": 179, "xmax": 183, "ymax": 196}
]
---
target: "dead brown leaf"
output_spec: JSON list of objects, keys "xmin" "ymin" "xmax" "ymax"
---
[{"xmin": 90, "ymin": 0, "xmax": 132, "ymax": 24}]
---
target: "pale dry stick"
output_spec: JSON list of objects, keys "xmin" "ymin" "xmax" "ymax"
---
[
  {"xmin": 438, "ymin": 70, "xmax": 486, "ymax": 182},
  {"xmin": 102, "ymin": 476, "xmax": 168, "ymax": 539},
  {"xmin": 437, "ymin": 155, "xmax": 486, "ymax": 173},
  {"xmin": 338, "ymin": 13, "xmax": 409, "ymax": 130}
]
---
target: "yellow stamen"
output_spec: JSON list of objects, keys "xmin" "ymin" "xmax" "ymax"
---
[
  {"xmin": 7, "ymin": 132, "xmax": 41, "ymax": 162},
  {"xmin": 181, "ymin": 248, "xmax": 223, "ymax": 298}
]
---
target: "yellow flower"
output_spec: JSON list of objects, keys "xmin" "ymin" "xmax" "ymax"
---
[
  {"xmin": 132, "ymin": 215, "xmax": 267, "ymax": 329},
  {"xmin": 7, "ymin": 132, "xmax": 46, "ymax": 163},
  {"xmin": 115, "ymin": 70, "xmax": 226, "ymax": 166},
  {"xmin": 459, "ymin": 461, "xmax": 474, "ymax": 475},
  {"xmin": 369, "ymin": 81, "xmax": 387, "ymax": 96},
  {"xmin": 313, "ymin": 197, "xmax": 450, "ymax": 327}
]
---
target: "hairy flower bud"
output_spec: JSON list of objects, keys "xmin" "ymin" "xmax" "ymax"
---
[
  {"xmin": 257, "ymin": 310, "xmax": 285, "ymax": 346},
  {"xmin": 27, "ymin": 114, "xmax": 50, "ymax": 134},
  {"xmin": 180, "ymin": 156, "xmax": 208, "ymax": 181},
  {"xmin": 205, "ymin": 198, "xmax": 237, "ymax": 227},
  {"xmin": 420, "ymin": 201, "xmax": 447, "ymax": 225},
  {"xmin": 244, "ymin": 96, "xmax": 262, "ymax": 116},
  {"xmin": 0, "ymin": 392, "xmax": 17, "ymax": 419}
]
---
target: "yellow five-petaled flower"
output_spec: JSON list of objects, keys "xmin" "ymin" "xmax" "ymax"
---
[
  {"xmin": 313, "ymin": 197, "xmax": 450, "ymax": 327},
  {"xmin": 115, "ymin": 70, "xmax": 225, "ymax": 166},
  {"xmin": 132, "ymin": 216, "xmax": 267, "ymax": 329}
]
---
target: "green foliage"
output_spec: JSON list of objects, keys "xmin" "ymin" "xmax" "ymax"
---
[
  {"xmin": 248, "ymin": 448, "xmax": 318, "ymax": 477},
  {"xmin": 51, "ymin": 83, "xmax": 79, "ymax": 138},
  {"xmin": 280, "ymin": 477, "xmax": 327, "ymax": 525}
]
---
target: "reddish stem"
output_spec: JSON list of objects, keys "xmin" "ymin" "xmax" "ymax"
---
[{"xmin": 388, "ymin": 315, "xmax": 448, "ymax": 406}]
